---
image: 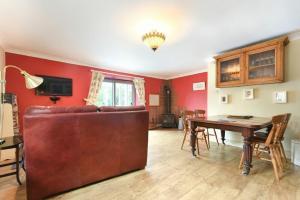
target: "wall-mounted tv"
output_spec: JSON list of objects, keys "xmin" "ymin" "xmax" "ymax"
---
[{"xmin": 35, "ymin": 75, "xmax": 72, "ymax": 96}]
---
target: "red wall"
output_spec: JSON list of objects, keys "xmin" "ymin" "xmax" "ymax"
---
[
  {"xmin": 5, "ymin": 52, "xmax": 207, "ymax": 131},
  {"xmin": 170, "ymin": 72, "xmax": 207, "ymax": 113},
  {"xmin": 5, "ymin": 53, "xmax": 163, "ymax": 131}
]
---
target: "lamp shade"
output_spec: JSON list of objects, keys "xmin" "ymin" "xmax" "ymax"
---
[{"xmin": 20, "ymin": 71, "xmax": 44, "ymax": 89}]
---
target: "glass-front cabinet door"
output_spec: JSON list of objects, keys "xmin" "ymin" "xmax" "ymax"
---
[
  {"xmin": 215, "ymin": 36, "xmax": 286, "ymax": 88},
  {"xmin": 245, "ymin": 45, "xmax": 282, "ymax": 84},
  {"xmin": 216, "ymin": 54, "xmax": 244, "ymax": 87}
]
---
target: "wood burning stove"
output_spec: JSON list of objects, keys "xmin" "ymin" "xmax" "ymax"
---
[{"xmin": 161, "ymin": 86, "xmax": 177, "ymax": 128}]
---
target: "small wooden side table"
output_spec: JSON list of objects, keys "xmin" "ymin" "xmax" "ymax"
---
[{"xmin": 0, "ymin": 135, "xmax": 23, "ymax": 185}]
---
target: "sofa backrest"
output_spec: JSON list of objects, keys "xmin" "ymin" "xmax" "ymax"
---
[
  {"xmin": 23, "ymin": 105, "xmax": 148, "ymax": 200},
  {"xmin": 25, "ymin": 105, "xmax": 98, "ymax": 115},
  {"xmin": 25, "ymin": 105, "xmax": 146, "ymax": 114},
  {"xmin": 99, "ymin": 105, "xmax": 145, "ymax": 112}
]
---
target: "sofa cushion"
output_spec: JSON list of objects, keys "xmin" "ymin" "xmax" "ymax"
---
[
  {"xmin": 99, "ymin": 106, "xmax": 145, "ymax": 112},
  {"xmin": 25, "ymin": 105, "xmax": 98, "ymax": 115}
]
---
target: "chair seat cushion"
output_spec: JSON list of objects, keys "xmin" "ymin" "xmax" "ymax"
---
[
  {"xmin": 252, "ymin": 135, "xmax": 266, "ymax": 143},
  {"xmin": 195, "ymin": 127, "xmax": 205, "ymax": 132},
  {"xmin": 254, "ymin": 131, "xmax": 268, "ymax": 138}
]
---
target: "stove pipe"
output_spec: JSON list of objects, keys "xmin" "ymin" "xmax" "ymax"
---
[{"xmin": 164, "ymin": 86, "xmax": 171, "ymax": 114}]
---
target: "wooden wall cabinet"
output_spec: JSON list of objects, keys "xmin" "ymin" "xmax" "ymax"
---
[{"xmin": 215, "ymin": 36, "xmax": 288, "ymax": 88}]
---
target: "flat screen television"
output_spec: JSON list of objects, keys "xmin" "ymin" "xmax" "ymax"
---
[{"xmin": 35, "ymin": 75, "xmax": 72, "ymax": 96}]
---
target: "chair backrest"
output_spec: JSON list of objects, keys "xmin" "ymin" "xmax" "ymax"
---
[
  {"xmin": 265, "ymin": 114, "xmax": 290, "ymax": 146},
  {"xmin": 183, "ymin": 110, "xmax": 195, "ymax": 130},
  {"xmin": 183, "ymin": 110, "xmax": 195, "ymax": 119},
  {"xmin": 194, "ymin": 109, "xmax": 205, "ymax": 118},
  {"xmin": 278, "ymin": 113, "xmax": 291, "ymax": 141}
]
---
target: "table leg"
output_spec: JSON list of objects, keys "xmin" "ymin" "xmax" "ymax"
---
[
  {"xmin": 242, "ymin": 129, "xmax": 253, "ymax": 175},
  {"xmin": 190, "ymin": 122, "xmax": 197, "ymax": 156},
  {"xmin": 16, "ymin": 145, "xmax": 22, "ymax": 185},
  {"xmin": 221, "ymin": 130, "xmax": 225, "ymax": 145}
]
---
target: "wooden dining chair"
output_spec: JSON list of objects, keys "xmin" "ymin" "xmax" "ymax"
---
[
  {"xmin": 192, "ymin": 110, "xmax": 210, "ymax": 154},
  {"xmin": 253, "ymin": 113, "xmax": 291, "ymax": 165},
  {"xmin": 277, "ymin": 113, "xmax": 291, "ymax": 164},
  {"xmin": 239, "ymin": 114, "xmax": 289, "ymax": 181},
  {"xmin": 181, "ymin": 111, "xmax": 196, "ymax": 150},
  {"xmin": 194, "ymin": 110, "xmax": 219, "ymax": 149}
]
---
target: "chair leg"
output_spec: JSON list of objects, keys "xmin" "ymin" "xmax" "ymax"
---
[
  {"xmin": 213, "ymin": 129, "xmax": 219, "ymax": 146},
  {"xmin": 274, "ymin": 145, "xmax": 284, "ymax": 174},
  {"xmin": 202, "ymin": 132, "xmax": 210, "ymax": 150},
  {"xmin": 239, "ymin": 152, "xmax": 244, "ymax": 169},
  {"xmin": 206, "ymin": 129, "xmax": 210, "ymax": 149},
  {"xmin": 275, "ymin": 145, "xmax": 283, "ymax": 165},
  {"xmin": 279, "ymin": 141, "xmax": 288, "ymax": 164},
  {"xmin": 253, "ymin": 143, "xmax": 258, "ymax": 157},
  {"xmin": 270, "ymin": 147, "xmax": 280, "ymax": 181},
  {"xmin": 196, "ymin": 138, "xmax": 200, "ymax": 155},
  {"xmin": 181, "ymin": 131, "xmax": 187, "ymax": 150}
]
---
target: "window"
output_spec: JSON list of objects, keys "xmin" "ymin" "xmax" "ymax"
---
[{"xmin": 98, "ymin": 79, "xmax": 135, "ymax": 106}]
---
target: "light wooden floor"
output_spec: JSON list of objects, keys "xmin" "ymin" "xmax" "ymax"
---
[{"xmin": 1, "ymin": 129, "xmax": 300, "ymax": 200}]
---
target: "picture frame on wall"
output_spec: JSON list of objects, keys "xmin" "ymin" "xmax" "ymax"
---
[
  {"xmin": 193, "ymin": 82, "xmax": 206, "ymax": 91},
  {"xmin": 243, "ymin": 89, "xmax": 254, "ymax": 100},
  {"xmin": 274, "ymin": 91, "xmax": 287, "ymax": 104},
  {"xmin": 220, "ymin": 94, "xmax": 228, "ymax": 104},
  {"xmin": 149, "ymin": 94, "xmax": 160, "ymax": 106}
]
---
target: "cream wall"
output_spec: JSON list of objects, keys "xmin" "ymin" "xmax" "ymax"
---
[
  {"xmin": 0, "ymin": 46, "xmax": 14, "ymax": 137},
  {"xmin": 0, "ymin": 45, "xmax": 4, "ymax": 69},
  {"xmin": 0, "ymin": 44, "xmax": 15, "ymax": 161},
  {"xmin": 208, "ymin": 38, "xmax": 300, "ymax": 156}
]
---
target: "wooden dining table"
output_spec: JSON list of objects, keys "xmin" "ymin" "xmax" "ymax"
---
[{"xmin": 189, "ymin": 115, "xmax": 272, "ymax": 175}]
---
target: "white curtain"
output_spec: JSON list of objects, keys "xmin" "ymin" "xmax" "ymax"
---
[
  {"xmin": 133, "ymin": 78, "xmax": 146, "ymax": 106},
  {"xmin": 85, "ymin": 70, "xmax": 105, "ymax": 106}
]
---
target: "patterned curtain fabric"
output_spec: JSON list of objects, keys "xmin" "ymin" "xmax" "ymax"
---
[
  {"xmin": 3, "ymin": 93, "xmax": 20, "ymax": 135},
  {"xmin": 85, "ymin": 70, "xmax": 105, "ymax": 106},
  {"xmin": 133, "ymin": 78, "xmax": 146, "ymax": 106},
  {"xmin": 0, "ymin": 93, "xmax": 19, "ymax": 161},
  {"xmin": 12, "ymin": 95, "xmax": 20, "ymax": 135}
]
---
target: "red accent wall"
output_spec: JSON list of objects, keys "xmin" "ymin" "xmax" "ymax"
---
[
  {"xmin": 5, "ymin": 52, "xmax": 207, "ymax": 131},
  {"xmin": 170, "ymin": 72, "xmax": 207, "ymax": 113},
  {"xmin": 5, "ymin": 53, "xmax": 164, "ymax": 131}
]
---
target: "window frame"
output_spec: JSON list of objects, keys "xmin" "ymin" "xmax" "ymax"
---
[{"xmin": 101, "ymin": 78, "xmax": 136, "ymax": 106}]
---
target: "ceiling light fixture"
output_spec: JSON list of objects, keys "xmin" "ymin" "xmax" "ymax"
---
[{"xmin": 142, "ymin": 31, "xmax": 166, "ymax": 51}]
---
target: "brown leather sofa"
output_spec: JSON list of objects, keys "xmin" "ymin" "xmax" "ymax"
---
[{"xmin": 23, "ymin": 105, "xmax": 149, "ymax": 200}]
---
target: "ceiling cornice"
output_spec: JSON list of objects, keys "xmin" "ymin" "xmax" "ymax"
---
[
  {"xmin": 288, "ymin": 30, "xmax": 300, "ymax": 41},
  {"xmin": 7, "ymin": 31, "xmax": 299, "ymax": 81},
  {"xmin": 166, "ymin": 68, "xmax": 208, "ymax": 80},
  {"xmin": 5, "ymin": 48, "xmax": 96, "ymax": 68},
  {"xmin": 0, "ymin": 37, "xmax": 4, "ymax": 49},
  {"xmin": 4, "ymin": 48, "xmax": 208, "ymax": 80},
  {"xmin": 4, "ymin": 48, "xmax": 167, "ymax": 80}
]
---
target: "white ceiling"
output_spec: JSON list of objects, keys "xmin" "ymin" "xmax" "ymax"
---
[{"xmin": 0, "ymin": 0, "xmax": 300, "ymax": 79}]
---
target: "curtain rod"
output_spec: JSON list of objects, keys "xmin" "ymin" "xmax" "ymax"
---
[{"xmin": 90, "ymin": 69, "xmax": 143, "ymax": 80}]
